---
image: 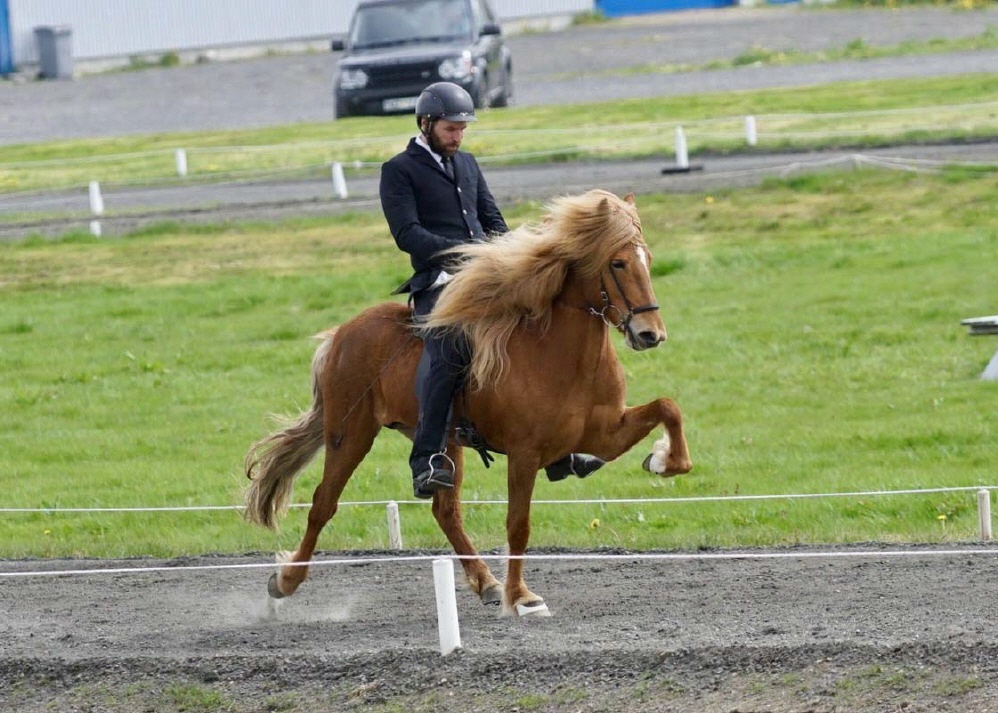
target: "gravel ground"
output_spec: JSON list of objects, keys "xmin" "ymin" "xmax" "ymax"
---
[{"xmin": 2, "ymin": 544, "xmax": 997, "ymax": 712}]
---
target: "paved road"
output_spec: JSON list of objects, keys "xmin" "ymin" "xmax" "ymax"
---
[
  {"xmin": 3, "ymin": 142, "xmax": 997, "ymax": 239},
  {"xmin": 1, "ymin": 5, "xmax": 996, "ymax": 144}
]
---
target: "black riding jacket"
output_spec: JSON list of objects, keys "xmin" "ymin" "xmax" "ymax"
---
[{"xmin": 380, "ymin": 137, "xmax": 507, "ymax": 295}]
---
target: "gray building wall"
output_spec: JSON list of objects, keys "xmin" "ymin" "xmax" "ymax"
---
[{"xmin": 8, "ymin": 0, "xmax": 593, "ymax": 67}]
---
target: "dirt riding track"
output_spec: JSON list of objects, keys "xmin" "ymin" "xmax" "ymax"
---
[{"xmin": 2, "ymin": 545, "xmax": 997, "ymax": 712}]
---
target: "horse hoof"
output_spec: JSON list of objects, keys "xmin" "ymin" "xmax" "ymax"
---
[
  {"xmin": 642, "ymin": 452, "xmax": 665, "ymax": 474},
  {"xmin": 481, "ymin": 584, "xmax": 502, "ymax": 607},
  {"xmin": 515, "ymin": 600, "xmax": 551, "ymax": 618},
  {"xmin": 267, "ymin": 573, "xmax": 287, "ymax": 600}
]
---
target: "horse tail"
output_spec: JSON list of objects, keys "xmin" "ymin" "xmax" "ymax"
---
[{"xmin": 244, "ymin": 329, "xmax": 337, "ymax": 530}]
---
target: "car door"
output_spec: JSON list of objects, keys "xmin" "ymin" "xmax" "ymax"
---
[{"xmin": 469, "ymin": 0, "xmax": 504, "ymax": 103}]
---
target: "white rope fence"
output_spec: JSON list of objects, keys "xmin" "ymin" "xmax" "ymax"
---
[
  {"xmin": 2, "ymin": 547, "xmax": 997, "ymax": 581},
  {"xmin": 3, "ymin": 485, "xmax": 994, "ymax": 541},
  {"xmin": 3, "ymin": 484, "xmax": 994, "ymax": 512},
  {"xmin": 2, "ymin": 490, "xmax": 994, "ymax": 655}
]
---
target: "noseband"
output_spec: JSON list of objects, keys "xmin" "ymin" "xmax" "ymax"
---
[{"xmin": 588, "ymin": 259, "xmax": 660, "ymax": 335}]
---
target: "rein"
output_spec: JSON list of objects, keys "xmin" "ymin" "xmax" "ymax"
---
[{"xmin": 588, "ymin": 260, "xmax": 659, "ymax": 334}]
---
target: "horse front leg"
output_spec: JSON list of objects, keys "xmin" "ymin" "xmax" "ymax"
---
[
  {"xmin": 431, "ymin": 445, "xmax": 502, "ymax": 606},
  {"xmin": 588, "ymin": 397, "xmax": 692, "ymax": 477},
  {"xmin": 502, "ymin": 456, "xmax": 550, "ymax": 618}
]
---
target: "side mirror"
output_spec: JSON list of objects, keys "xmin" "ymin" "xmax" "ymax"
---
[
  {"xmin": 331, "ymin": 37, "xmax": 346, "ymax": 52},
  {"xmin": 480, "ymin": 23, "xmax": 501, "ymax": 37}
]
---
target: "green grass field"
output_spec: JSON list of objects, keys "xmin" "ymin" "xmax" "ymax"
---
[
  {"xmin": 2, "ymin": 73, "xmax": 997, "ymax": 195},
  {"xmin": 1, "ymin": 166, "xmax": 995, "ymax": 559}
]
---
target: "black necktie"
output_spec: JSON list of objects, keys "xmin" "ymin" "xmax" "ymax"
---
[{"xmin": 442, "ymin": 156, "xmax": 454, "ymax": 181}]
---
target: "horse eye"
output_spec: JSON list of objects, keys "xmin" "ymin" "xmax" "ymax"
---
[{"xmin": 611, "ymin": 259, "xmax": 626, "ymax": 270}]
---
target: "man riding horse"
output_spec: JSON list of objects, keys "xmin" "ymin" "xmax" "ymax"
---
[{"xmin": 379, "ymin": 81, "xmax": 605, "ymax": 499}]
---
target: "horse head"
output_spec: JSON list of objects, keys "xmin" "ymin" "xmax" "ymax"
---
[{"xmin": 574, "ymin": 191, "xmax": 666, "ymax": 351}]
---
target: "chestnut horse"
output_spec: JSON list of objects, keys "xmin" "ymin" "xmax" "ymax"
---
[{"xmin": 244, "ymin": 189, "xmax": 692, "ymax": 617}]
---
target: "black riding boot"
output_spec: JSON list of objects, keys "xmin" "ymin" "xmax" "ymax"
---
[{"xmin": 545, "ymin": 453, "xmax": 607, "ymax": 482}]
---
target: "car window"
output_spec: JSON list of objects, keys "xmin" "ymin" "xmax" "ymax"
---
[
  {"xmin": 473, "ymin": 0, "xmax": 498, "ymax": 27},
  {"xmin": 350, "ymin": 0, "xmax": 472, "ymax": 49}
]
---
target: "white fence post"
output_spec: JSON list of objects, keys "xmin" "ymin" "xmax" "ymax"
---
[
  {"xmin": 745, "ymin": 115, "xmax": 758, "ymax": 146},
  {"xmin": 331, "ymin": 162, "xmax": 348, "ymax": 199},
  {"xmin": 674, "ymin": 126, "xmax": 689, "ymax": 170},
  {"xmin": 978, "ymin": 489, "xmax": 993, "ymax": 541},
  {"xmin": 433, "ymin": 558, "xmax": 462, "ymax": 656},
  {"xmin": 88, "ymin": 180, "xmax": 104, "ymax": 215},
  {"xmin": 88, "ymin": 180, "xmax": 104, "ymax": 237},
  {"xmin": 175, "ymin": 149, "xmax": 188, "ymax": 178},
  {"xmin": 386, "ymin": 501, "xmax": 403, "ymax": 550}
]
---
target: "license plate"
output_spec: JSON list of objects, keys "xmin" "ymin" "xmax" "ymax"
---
[{"xmin": 382, "ymin": 96, "xmax": 419, "ymax": 112}]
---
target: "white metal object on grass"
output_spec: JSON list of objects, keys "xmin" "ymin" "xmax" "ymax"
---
[
  {"xmin": 88, "ymin": 180, "xmax": 104, "ymax": 215},
  {"xmin": 979, "ymin": 488, "xmax": 993, "ymax": 541},
  {"xmin": 386, "ymin": 501, "xmax": 402, "ymax": 550},
  {"xmin": 331, "ymin": 162, "xmax": 348, "ymax": 199},
  {"xmin": 175, "ymin": 149, "xmax": 188, "ymax": 177},
  {"xmin": 432, "ymin": 558, "xmax": 462, "ymax": 656},
  {"xmin": 745, "ymin": 115, "xmax": 758, "ymax": 146}
]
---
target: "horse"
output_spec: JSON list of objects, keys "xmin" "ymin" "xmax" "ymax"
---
[{"xmin": 244, "ymin": 188, "xmax": 692, "ymax": 617}]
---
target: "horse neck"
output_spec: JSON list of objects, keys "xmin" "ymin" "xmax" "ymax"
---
[{"xmin": 551, "ymin": 271, "xmax": 612, "ymax": 355}]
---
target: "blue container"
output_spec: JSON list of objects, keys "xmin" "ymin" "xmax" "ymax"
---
[
  {"xmin": 596, "ymin": 0, "xmax": 735, "ymax": 17},
  {"xmin": 0, "ymin": 0, "xmax": 13, "ymax": 76}
]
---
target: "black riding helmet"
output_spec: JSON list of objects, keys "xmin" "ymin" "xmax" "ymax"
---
[{"xmin": 415, "ymin": 81, "xmax": 476, "ymax": 131}]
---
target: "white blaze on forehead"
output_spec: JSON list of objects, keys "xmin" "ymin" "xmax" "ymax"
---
[{"xmin": 634, "ymin": 244, "xmax": 649, "ymax": 272}]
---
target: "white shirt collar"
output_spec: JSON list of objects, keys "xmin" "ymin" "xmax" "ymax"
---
[{"xmin": 415, "ymin": 134, "xmax": 446, "ymax": 168}]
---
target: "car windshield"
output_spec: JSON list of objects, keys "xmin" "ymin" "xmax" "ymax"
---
[{"xmin": 349, "ymin": 0, "xmax": 472, "ymax": 49}]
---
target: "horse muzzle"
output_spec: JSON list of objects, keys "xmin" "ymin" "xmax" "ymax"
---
[{"xmin": 624, "ymin": 313, "xmax": 667, "ymax": 351}]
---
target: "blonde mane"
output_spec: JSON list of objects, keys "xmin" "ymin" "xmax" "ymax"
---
[{"xmin": 421, "ymin": 189, "xmax": 644, "ymax": 388}]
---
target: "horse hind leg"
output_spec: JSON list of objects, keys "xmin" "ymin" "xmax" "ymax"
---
[
  {"xmin": 431, "ymin": 446, "xmax": 503, "ymax": 607},
  {"xmin": 270, "ymin": 415, "xmax": 380, "ymax": 600}
]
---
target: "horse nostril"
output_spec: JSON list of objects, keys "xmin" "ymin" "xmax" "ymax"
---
[{"xmin": 638, "ymin": 330, "xmax": 663, "ymax": 347}]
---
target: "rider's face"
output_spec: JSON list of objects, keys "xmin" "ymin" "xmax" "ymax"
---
[{"xmin": 424, "ymin": 119, "xmax": 467, "ymax": 157}]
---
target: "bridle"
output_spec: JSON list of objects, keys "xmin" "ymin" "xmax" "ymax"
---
[{"xmin": 588, "ymin": 255, "xmax": 660, "ymax": 337}]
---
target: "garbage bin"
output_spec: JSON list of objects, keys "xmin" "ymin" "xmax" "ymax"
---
[{"xmin": 34, "ymin": 25, "xmax": 73, "ymax": 80}]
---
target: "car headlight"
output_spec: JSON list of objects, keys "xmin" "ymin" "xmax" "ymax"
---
[
  {"xmin": 438, "ymin": 52, "xmax": 474, "ymax": 81},
  {"xmin": 339, "ymin": 68, "xmax": 368, "ymax": 90}
]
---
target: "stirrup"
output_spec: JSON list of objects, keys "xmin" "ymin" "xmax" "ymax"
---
[
  {"xmin": 413, "ymin": 452, "xmax": 456, "ymax": 499},
  {"xmin": 428, "ymin": 452, "xmax": 456, "ymax": 474}
]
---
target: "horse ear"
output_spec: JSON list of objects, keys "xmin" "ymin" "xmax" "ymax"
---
[
  {"xmin": 597, "ymin": 197, "xmax": 611, "ymax": 215},
  {"xmin": 623, "ymin": 193, "xmax": 635, "ymax": 204}
]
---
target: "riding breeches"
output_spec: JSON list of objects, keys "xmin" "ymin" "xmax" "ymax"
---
[{"xmin": 410, "ymin": 287, "xmax": 470, "ymax": 472}]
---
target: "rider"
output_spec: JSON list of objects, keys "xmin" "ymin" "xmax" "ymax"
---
[{"xmin": 380, "ymin": 81, "xmax": 605, "ymax": 499}]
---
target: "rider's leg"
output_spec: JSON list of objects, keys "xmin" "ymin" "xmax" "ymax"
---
[{"xmin": 409, "ymin": 287, "xmax": 470, "ymax": 498}]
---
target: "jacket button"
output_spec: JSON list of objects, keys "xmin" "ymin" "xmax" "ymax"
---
[{"xmin": 462, "ymin": 209, "xmax": 467, "ymax": 214}]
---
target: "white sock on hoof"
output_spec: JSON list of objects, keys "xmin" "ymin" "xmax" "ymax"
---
[{"xmin": 646, "ymin": 435, "xmax": 672, "ymax": 474}]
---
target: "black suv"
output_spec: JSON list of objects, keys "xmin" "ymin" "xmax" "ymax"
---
[{"xmin": 332, "ymin": 0, "xmax": 512, "ymax": 118}]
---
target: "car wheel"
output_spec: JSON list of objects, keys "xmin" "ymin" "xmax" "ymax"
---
[
  {"xmin": 334, "ymin": 97, "xmax": 351, "ymax": 120},
  {"xmin": 491, "ymin": 64, "xmax": 512, "ymax": 108},
  {"xmin": 471, "ymin": 78, "xmax": 489, "ymax": 110}
]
